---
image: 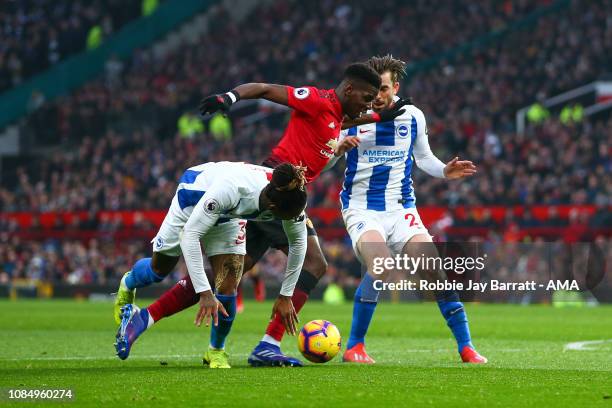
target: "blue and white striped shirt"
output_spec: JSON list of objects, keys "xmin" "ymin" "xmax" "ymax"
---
[{"xmin": 339, "ymin": 103, "xmax": 445, "ymax": 212}]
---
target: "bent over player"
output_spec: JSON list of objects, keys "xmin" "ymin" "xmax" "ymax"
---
[
  {"xmin": 114, "ymin": 162, "xmax": 308, "ymax": 368},
  {"xmin": 331, "ymin": 55, "xmax": 487, "ymax": 364}
]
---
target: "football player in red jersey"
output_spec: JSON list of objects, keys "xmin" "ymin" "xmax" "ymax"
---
[{"xmin": 114, "ymin": 63, "xmax": 409, "ymax": 367}]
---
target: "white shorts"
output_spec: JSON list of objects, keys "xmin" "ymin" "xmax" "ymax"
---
[
  {"xmin": 151, "ymin": 195, "xmax": 247, "ymax": 258},
  {"xmin": 342, "ymin": 207, "xmax": 430, "ymax": 259}
]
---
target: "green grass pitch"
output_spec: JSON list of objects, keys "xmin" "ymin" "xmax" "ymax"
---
[{"xmin": 0, "ymin": 299, "xmax": 611, "ymax": 407}]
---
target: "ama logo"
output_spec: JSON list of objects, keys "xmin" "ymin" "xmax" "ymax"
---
[{"xmin": 396, "ymin": 124, "xmax": 409, "ymax": 139}]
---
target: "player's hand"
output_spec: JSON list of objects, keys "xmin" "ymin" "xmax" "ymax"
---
[
  {"xmin": 272, "ymin": 295, "xmax": 299, "ymax": 336},
  {"xmin": 195, "ymin": 290, "xmax": 229, "ymax": 327},
  {"xmin": 374, "ymin": 98, "xmax": 412, "ymax": 122},
  {"xmin": 335, "ymin": 136, "xmax": 361, "ymax": 156},
  {"xmin": 199, "ymin": 94, "xmax": 233, "ymax": 116},
  {"xmin": 443, "ymin": 157, "xmax": 477, "ymax": 179}
]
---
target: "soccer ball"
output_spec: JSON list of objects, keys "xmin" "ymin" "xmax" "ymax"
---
[{"xmin": 297, "ymin": 320, "xmax": 341, "ymax": 363}]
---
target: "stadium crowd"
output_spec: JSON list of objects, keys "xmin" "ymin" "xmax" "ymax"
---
[
  {"xmin": 0, "ymin": 0, "xmax": 155, "ymax": 93},
  {"xmin": 1, "ymin": 114, "xmax": 609, "ymax": 212},
  {"xmin": 2, "ymin": 231, "xmax": 610, "ymax": 295},
  {"xmin": 2, "ymin": 0, "xmax": 610, "ymax": 212},
  {"xmin": 0, "ymin": 232, "xmax": 362, "ymax": 288}
]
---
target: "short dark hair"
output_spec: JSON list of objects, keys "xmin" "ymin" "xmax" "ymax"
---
[
  {"xmin": 264, "ymin": 163, "xmax": 307, "ymax": 216},
  {"xmin": 343, "ymin": 62, "xmax": 381, "ymax": 90},
  {"xmin": 367, "ymin": 55, "xmax": 407, "ymax": 84}
]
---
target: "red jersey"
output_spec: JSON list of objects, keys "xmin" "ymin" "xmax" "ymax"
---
[{"xmin": 264, "ymin": 86, "xmax": 344, "ymax": 182}]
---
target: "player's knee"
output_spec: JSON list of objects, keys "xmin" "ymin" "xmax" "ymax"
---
[
  {"xmin": 242, "ymin": 254, "xmax": 255, "ymax": 274},
  {"xmin": 149, "ymin": 262, "xmax": 161, "ymax": 276},
  {"xmin": 403, "ymin": 238, "xmax": 437, "ymax": 260},
  {"xmin": 226, "ymin": 255, "xmax": 244, "ymax": 276},
  {"xmin": 215, "ymin": 255, "xmax": 244, "ymax": 294},
  {"xmin": 150, "ymin": 256, "xmax": 175, "ymax": 277},
  {"xmin": 216, "ymin": 282, "xmax": 237, "ymax": 295}
]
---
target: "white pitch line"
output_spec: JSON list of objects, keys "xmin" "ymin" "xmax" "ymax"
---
[{"xmin": 563, "ymin": 339, "xmax": 612, "ymax": 351}]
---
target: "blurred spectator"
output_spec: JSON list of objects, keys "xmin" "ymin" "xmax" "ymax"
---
[
  {"xmin": 518, "ymin": 208, "xmax": 541, "ymax": 228},
  {"xmin": 547, "ymin": 207, "xmax": 568, "ymax": 227},
  {"xmin": 589, "ymin": 202, "xmax": 612, "ymax": 228},
  {"xmin": 478, "ymin": 209, "xmax": 498, "ymax": 228},
  {"xmin": 0, "ymin": 0, "xmax": 154, "ymax": 92},
  {"xmin": 104, "ymin": 54, "xmax": 124, "ymax": 89},
  {"xmin": 85, "ymin": 23, "xmax": 103, "ymax": 50},
  {"xmin": 142, "ymin": 0, "xmax": 159, "ymax": 17},
  {"xmin": 209, "ymin": 113, "xmax": 233, "ymax": 142},
  {"xmin": 177, "ymin": 112, "xmax": 204, "ymax": 139}
]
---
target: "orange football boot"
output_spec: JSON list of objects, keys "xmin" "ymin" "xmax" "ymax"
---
[{"xmin": 342, "ymin": 343, "xmax": 375, "ymax": 364}]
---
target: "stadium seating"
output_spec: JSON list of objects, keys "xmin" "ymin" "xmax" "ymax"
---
[
  {"xmin": 0, "ymin": 0, "xmax": 154, "ymax": 93},
  {"xmin": 3, "ymin": 0, "xmax": 609, "ymax": 211},
  {"xmin": 0, "ymin": 0, "xmax": 609, "ymax": 287}
]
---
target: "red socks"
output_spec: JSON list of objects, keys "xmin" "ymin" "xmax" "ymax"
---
[
  {"xmin": 147, "ymin": 270, "xmax": 320, "ymax": 344},
  {"xmin": 264, "ymin": 288, "xmax": 309, "ymax": 341},
  {"xmin": 147, "ymin": 275, "xmax": 199, "ymax": 322}
]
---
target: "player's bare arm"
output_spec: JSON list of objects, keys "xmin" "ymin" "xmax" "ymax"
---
[
  {"xmin": 199, "ymin": 83, "xmax": 288, "ymax": 116},
  {"xmin": 340, "ymin": 98, "xmax": 411, "ymax": 129},
  {"xmin": 233, "ymin": 83, "xmax": 289, "ymax": 105}
]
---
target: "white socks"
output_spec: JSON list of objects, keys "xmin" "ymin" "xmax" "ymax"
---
[{"xmin": 262, "ymin": 334, "xmax": 281, "ymax": 347}]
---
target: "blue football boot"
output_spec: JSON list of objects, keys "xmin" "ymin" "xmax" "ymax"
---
[
  {"xmin": 114, "ymin": 304, "xmax": 148, "ymax": 360},
  {"xmin": 247, "ymin": 341, "xmax": 303, "ymax": 367}
]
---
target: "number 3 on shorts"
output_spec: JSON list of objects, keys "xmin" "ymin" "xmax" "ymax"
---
[{"xmin": 236, "ymin": 221, "xmax": 247, "ymax": 244}]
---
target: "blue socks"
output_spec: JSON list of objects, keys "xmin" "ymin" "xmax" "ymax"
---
[
  {"xmin": 347, "ymin": 274, "xmax": 379, "ymax": 349},
  {"xmin": 436, "ymin": 291, "xmax": 473, "ymax": 352},
  {"xmin": 124, "ymin": 258, "xmax": 164, "ymax": 290},
  {"xmin": 346, "ymin": 276, "xmax": 474, "ymax": 353},
  {"xmin": 346, "ymin": 279, "xmax": 474, "ymax": 353},
  {"xmin": 210, "ymin": 294, "xmax": 237, "ymax": 349}
]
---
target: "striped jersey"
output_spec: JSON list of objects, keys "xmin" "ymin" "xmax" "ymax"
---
[
  {"xmin": 176, "ymin": 161, "xmax": 276, "ymax": 221},
  {"xmin": 339, "ymin": 104, "xmax": 429, "ymax": 212},
  {"xmin": 173, "ymin": 161, "xmax": 307, "ymax": 296}
]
